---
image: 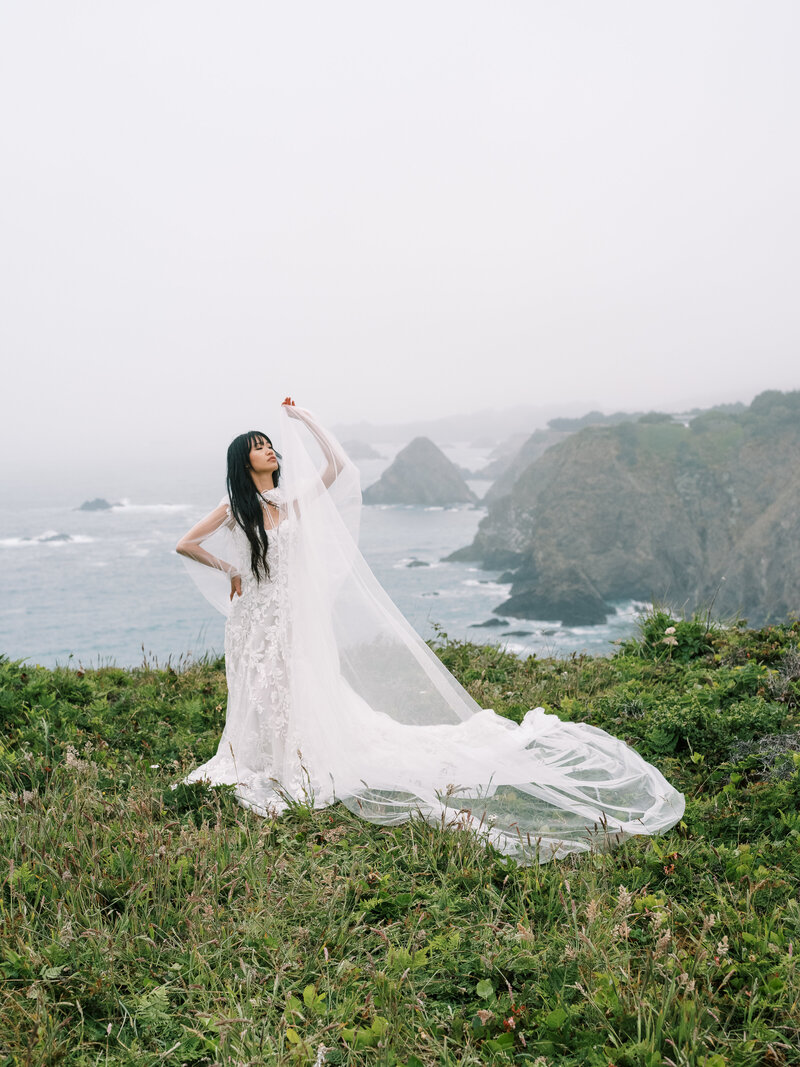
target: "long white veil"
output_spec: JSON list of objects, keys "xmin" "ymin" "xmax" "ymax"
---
[{"xmin": 183, "ymin": 406, "xmax": 685, "ymax": 862}]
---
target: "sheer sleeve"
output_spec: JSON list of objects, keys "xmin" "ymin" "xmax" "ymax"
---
[
  {"xmin": 176, "ymin": 503, "xmax": 239, "ymax": 576},
  {"xmin": 176, "ymin": 499, "xmax": 242, "ymax": 617},
  {"xmin": 280, "ymin": 406, "xmax": 361, "ymax": 546},
  {"xmin": 284, "ymin": 405, "xmax": 348, "ymax": 489}
]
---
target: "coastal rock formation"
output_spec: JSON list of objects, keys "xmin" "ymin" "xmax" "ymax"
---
[
  {"xmin": 450, "ymin": 391, "xmax": 800, "ymax": 626},
  {"xmin": 343, "ymin": 440, "xmax": 383, "ymax": 460},
  {"xmin": 363, "ymin": 437, "xmax": 477, "ymax": 506},
  {"xmin": 480, "ymin": 428, "xmax": 570, "ymax": 504},
  {"xmin": 78, "ymin": 498, "xmax": 115, "ymax": 511}
]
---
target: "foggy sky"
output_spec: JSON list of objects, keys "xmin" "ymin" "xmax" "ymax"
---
[{"xmin": 2, "ymin": 1, "xmax": 799, "ymax": 491}]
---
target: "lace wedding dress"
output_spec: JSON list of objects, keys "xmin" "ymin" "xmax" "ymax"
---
[{"xmin": 179, "ymin": 406, "xmax": 684, "ymax": 862}]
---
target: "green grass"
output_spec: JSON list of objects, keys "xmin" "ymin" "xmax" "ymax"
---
[{"xmin": 1, "ymin": 616, "xmax": 800, "ymax": 1065}]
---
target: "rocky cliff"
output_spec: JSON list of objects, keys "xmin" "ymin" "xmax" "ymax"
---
[
  {"xmin": 362, "ymin": 437, "xmax": 477, "ymax": 506},
  {"xmin": 449, "ymin": 391, "xmax": 800, "ymax": 626}
]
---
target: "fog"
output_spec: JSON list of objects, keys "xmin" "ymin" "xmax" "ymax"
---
[{"xmin": 2, "ymin": 1, "xmax": 798, "ymax": 500}]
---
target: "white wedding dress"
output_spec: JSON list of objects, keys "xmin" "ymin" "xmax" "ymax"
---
[{"xmin": 179, "ymin": 407, "xmax": 684, "ymax": 863}]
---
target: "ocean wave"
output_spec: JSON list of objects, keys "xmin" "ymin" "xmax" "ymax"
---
[
  {"xmin": 111, "ymin": 501, "xmax": 193, "ymax": 513},
  {"xmin": 461, "ymin": 578, "xmax": 511, "ymax": 594},
  {"xmin": 0, "ymin": 531, "xmax": 96, "ymax": 548}
]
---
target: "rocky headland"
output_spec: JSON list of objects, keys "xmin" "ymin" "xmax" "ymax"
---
[
  {"xmin": 448, "ymin": 390, "xmax": 800, "ymax": 626},
  {"xmin": 363, "ymin": 437, "xmax": 477, "ymax": 506},
  {"xmin": 342, "ymin": 440, "xmax": 383, "ymax": 460},
  {"xmin": 78, "ymin": 498, "xmax": 115, "ymax": 511}
]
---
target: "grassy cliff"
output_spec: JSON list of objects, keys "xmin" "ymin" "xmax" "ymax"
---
[
  {"xmin": 2, "ymin": 617, "xmax": 800, "ymax": 1065},
  {"xmin": 454, "ymin": 390, "xmax": 800, "ymax": 627}
]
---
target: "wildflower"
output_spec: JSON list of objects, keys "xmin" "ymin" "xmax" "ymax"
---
[
  {"xmin": 616, "ymin": 885, "xmax": 633, "ymax": 912},
  {"xmin": 650, "ymin": 909, "xmax": 667, "ymax": 929},
  {"xmin": 677, "ymin": 972, "xmax": 696, "ymax": 993},
  {"xmin": 21, "ymin": 790, "xmax": 36, "ymax": 805},
  {"xmin": 503, "ymin": 1015, "xmax": 516, "ymax": 1031},
  {"xmin": 612, "ymin": 921, "xmax": 630, "ymax": 940},
  {"xmin": 654, "ymin": 929, "xmax": 672, "ymax": 959},
  {"xmin": 716, "ymin": 935, "xmax": 729, "ymax": 958},
  {"xmin": 664, "ymin": 626, "xmax": 676, "ymax": 634},
  {"xmin": 662, "ymin": 636, "xmax": 679, "ymax": 647},
  {"xmin": 701, "ymin": 913, "xmax": 717, "ymax": 935},
  {"xmin": 586, "ymin": 899, "xmax": 601, "ymax": 923}
]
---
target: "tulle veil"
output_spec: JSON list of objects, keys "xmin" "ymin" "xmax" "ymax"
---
[{"xmin": 182, "ymin": 405, "xmax": 685, "ymax": 863}]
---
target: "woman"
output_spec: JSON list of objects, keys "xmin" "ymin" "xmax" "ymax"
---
[{"xmin": 177, "ymin": 398, "xmax": 684, "ymax": 862}]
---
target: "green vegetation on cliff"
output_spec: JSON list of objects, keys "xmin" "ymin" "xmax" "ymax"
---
[
  {"xmin": 455, "ymin": 390, "xmax": 800, "ymax": 627},
  {"xmin": 2, "ymin": 617, "xmax": 800, "ymax": 1064}
]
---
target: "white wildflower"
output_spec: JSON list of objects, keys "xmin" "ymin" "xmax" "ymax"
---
[
  {"xmin": 654, "ymin": 929, "xmax": 672, "ymax": 959},
  {"xmin": 701, "ymin": 913, "xmax": 717, "ymax": 935},
  {"xmin": 677, "ymin": 972, "xmax": 696, "ymax": 993}
]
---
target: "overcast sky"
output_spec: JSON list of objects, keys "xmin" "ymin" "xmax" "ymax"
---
[{"xmin": 2, "ymin": 1, "xmax": 799, "ymax": 489}]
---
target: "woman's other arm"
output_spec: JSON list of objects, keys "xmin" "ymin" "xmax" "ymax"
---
[{"xmin": 176, "ymin": 504, "xmax": 242, "ymax": 600}]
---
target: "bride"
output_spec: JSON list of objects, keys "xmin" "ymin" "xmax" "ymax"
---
[{"xmin": 176, "ymin": 398, "xmax": 684, "ymax": 862}]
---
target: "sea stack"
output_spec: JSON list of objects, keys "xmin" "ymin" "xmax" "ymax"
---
[
  {"xmin": 78, "ymin": 498, "xmax": 114, "ymax": 511},
  {"xmin": 363, "ymin": 437, "xmax": 477, "ymax": 506}
]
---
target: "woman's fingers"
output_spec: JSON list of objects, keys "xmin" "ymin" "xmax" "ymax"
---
[
  {"xmin": 229, "ymin": 575, "xmax": 242, "ymax": 600},
  {"xmin": 282, "ymin": 396, "xmax": 296, "ymax": 406}
]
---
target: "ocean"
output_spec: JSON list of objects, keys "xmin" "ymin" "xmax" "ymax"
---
[{"xmin": 0, "ymin": 443, "xmax": 645, "ymax": 668}]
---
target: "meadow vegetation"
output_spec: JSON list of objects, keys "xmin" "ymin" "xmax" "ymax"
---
[{"xmin": 1, "ymin": 615, "xmax": 799, "ymax": 1065}]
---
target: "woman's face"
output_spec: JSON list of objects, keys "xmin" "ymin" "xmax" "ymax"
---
[{"xmin": 248, "ymin": 437, "xmax": 279, "ymax": 474}]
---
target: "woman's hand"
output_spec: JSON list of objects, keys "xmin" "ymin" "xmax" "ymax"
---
[
  {"xmin": 282, "ymin": 396, "xmax": 306, "ymax": 420},
  {"xmin": 229, "ymin": 575, "xmax": 242, "ymax": 601}
]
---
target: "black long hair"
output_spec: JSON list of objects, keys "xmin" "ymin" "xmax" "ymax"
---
[{"xmin": 226, "ymin": 431, "xmax": 281, "ymax": 582}]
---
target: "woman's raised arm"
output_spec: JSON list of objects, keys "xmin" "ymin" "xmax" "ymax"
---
[{"xmin": 282, "ymin": 397, "xmax": 346, "ymax": 489}]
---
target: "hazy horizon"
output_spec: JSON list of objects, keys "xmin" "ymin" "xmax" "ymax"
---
[
  {"xmin": 2, "ymin": 1, "xmax": 798, "ymax": 496},
  {"xmin": 1, "ymin": 386, "xmax": 789, "ymax": 508}
]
